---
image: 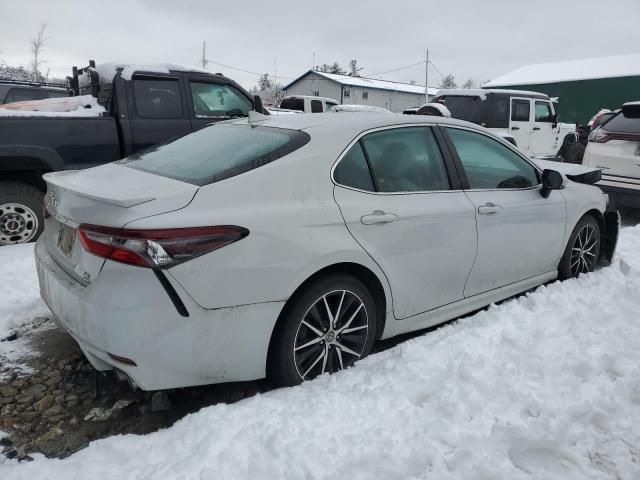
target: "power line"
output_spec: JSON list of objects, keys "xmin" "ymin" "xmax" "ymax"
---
[
  {"xmin": 428, "ymin": 60, "xmax": 445, "ymax": 79},
  {"xmin": 205, "ymin": 58, "xmax": 295, "ymax": 79},
  {"xmin": 367, "ymin": 60, "xmax": 426, "ymax": 77}
]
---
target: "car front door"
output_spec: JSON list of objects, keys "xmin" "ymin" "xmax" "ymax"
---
[
  {"xmin": 333, "ymin": 126, "xmax": 477, "ymax": 319},
  {"xmin": 443, "ymin": 126, "xmax": 566, "ymax": 297},
  {"xmin": 510, "ymin": 97, "xmax": 532, "ymax": 153},
  {"xmin": 187, "ymin": 79, "xmax": 253, "ymax": 130},
  {"xmin": 530, "ymin": 100, "xmax": 556, "ymax": 157},
  {"xmin": 128, "ymin": 76, "xmax": 192, "ymax": 153}
]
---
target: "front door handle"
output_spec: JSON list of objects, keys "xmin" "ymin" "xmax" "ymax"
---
[
  {"xmin": 511, "ymin": 126, "xmax": 520, "ymax": 131},
  {"xmin": 478, "ymin": 202, "xmax": 502, "ymax": 215},
  {"xmin": 361, "ymin": 211, "xmax": 398, "ymax": 225},
  {"xmin": 532, "ymin": 126, "xmax": 541, "ymax": 131}
]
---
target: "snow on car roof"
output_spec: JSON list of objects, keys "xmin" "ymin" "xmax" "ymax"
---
[
  {"xmin": 436, "ymin": 88, "xmax": 549, "ymax": 99},
  {"xmin": 84, "ymin": 62, "xmax": 212, "ymax": 83},
  {"xmin": 285, "ymin": 70, "xmax": 440, "ymax": 96},
  {"xmin": 484, "ymin": 53, "xmax": 640, "ymax": 87}
]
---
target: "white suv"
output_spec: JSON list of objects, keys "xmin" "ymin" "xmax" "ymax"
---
[{"xmin": 583, "ymin": 102, "xmax": 640, "ymax": 209}]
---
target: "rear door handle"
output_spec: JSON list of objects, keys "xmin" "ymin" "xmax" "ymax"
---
[
  {"xmin": 361, "ymin": 211, "xmax": 398, "ymax": 225},
  {"xmin": 532, "ymin": 126, "xmax": 541, "ymax": 131},
  {"xmin": 511, "ymin": 126, "xmax": 520, "ymax": 131},
  {"xmin": 478, "ymin": 203, "xmax": 502, "ymax": 215}
]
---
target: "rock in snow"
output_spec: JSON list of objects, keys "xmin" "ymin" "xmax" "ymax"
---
[{"xmin": 1, "ymin": 227, "xmax": 640, "ymax": 479}]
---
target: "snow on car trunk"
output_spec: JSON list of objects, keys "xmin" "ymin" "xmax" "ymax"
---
[{"xmin": 2, "ymin": 227, "xmax": 640, "ymax": 479}]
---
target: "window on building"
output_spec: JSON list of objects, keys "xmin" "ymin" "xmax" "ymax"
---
[
  {"xmin": 362, "ymin": 91, "xmax": 368, "ymax": 100},
  {"xmin": 133, "ymin": 78, "xmax": 182, "ymax": 119},
  {"xmin": 312, "ymin": 90, "xmax": 319, "ymax": 97},
  {"xmin": 344, "ymin": 89, "xmax": 351, "ymax": 98}
]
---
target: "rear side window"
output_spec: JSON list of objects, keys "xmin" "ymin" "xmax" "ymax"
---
[
  {"xmin": 3, "ymin": 87, "xmax": 44, "ymax": 104},
  {"xmin": 133, "ymin": 78, "xmax": 182, "ymax": 119},
  {"xmin": 602, "ymin": 111, "xmax": 640, "ymax": 134},
  {"xmin": 334, "ymin": 143, "xmax": 374, "ymax": 191},
  {"xmin": 360, "ymin": 127, "xmax": 449, "ymax": 192},
  {"xmin": 311, "ymin": 99, "xmax": 323, "ymax": 113},
  {"xmin": 511, "ymin": 99, "xmax": 530, "ymax": 121},
  {"xmin": 280, "ymin": 98, "xmax": 304, "ymax": 111},
  {"xmin": 121, "ymin": 125, "xmax": 310, "ymax": 186}
]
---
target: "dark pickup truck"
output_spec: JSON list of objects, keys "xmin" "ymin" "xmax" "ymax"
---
[{"xmin": 0, "ymin": 61, "xmax": 258, "ymax": 245}]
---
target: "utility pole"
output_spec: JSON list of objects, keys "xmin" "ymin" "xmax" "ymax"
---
[
  {"xmin": 201, "ymin": 41, "xmax": 208, "ymax": 69},
  {"xmin": 425, "ymin": 49, "xmax": 429, "ymax": 105}
]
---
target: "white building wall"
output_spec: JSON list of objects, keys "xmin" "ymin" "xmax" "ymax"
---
[
  {"xmin": 284, "ymin": 72, "xmax": 342, "ymax": 103},
  {"xmin": 284, "ymin": 71, "xmax": 431, "ymax": 112}
]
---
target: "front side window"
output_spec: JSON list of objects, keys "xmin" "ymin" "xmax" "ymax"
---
[
  {"xmin": 133, "ymin": 78, "xmax": 182, "ymax": 119},
  {"xmin": 334, "ymin": 142, "xmax": 374, "ymax": 191},
  {"xmin": 535, "ymin": 101, "xmax": 553, "ymax": 122},
  {"xmin": 511, "ymin": 99, "xmax": 530, "ymax": 122},
  {"xmin": 326, "ymin": 102, "xmax": 338, "ymax": 111},
  {"xmin": 122, "ymin": 125, "xmax": 310, "ymax": 186},
  {"xmin": 190, "ymin": 82, "xmax": 251, "ymax": 118},
  {"xmin": 311, "ymin": 99, "xmax": 323, "ymax": 113},
  {"xmin": 446, "ymin": 128, "xmax": 539, "ymax": 189},
  {"xmin": 360, "ymin": 127, "xmax": 449, "ymax": 192}
]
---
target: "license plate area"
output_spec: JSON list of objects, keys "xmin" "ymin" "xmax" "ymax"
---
[{"xmin": 57, "ymin": 224, "xmax": 76, "ymax": 257}]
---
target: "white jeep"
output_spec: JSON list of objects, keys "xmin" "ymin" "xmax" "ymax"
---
[{"xmin": 432, "ymin": 89, "xmax": 578, "ymax": 161}]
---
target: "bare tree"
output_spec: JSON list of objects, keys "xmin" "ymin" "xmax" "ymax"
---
[
  {"xmin": 462, "ymin": 78, "xmax": 477, "ymax": 89},
  {"xmin": 348, "ymin": 59, "xmax": 362, "ymax": 77},
  {"xmin": 31, "ymin": 22, "xmax": 49, "ymax": 81},
  {"xmin": 439, "ymin": 74, "xmax": 457, "ymax": 89}
]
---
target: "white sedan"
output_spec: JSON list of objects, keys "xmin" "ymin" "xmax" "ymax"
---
[{"xmin": 35, "ymin": 113, "xmax": 619, "ymax": 390}]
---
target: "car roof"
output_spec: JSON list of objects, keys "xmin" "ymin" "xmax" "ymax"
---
[
  {"xmin": 232, "ymin": 112, "xmax": 481, "ymax": 135},
  {"xmin": 436, "ymin": 88, "xmax": 549, "ymax": 100},
  {"xmin": 283, "ymin": 95, "xmax": 338, "ymax": 102}
]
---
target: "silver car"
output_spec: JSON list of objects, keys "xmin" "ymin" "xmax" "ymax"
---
[{"xmin": 35, "ymin": 113, "xmax": 619, "ymax": 390}]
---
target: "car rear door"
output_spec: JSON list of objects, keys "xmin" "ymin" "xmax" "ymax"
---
[
  {"xmin": 529, "ymin": 100, "xmax": 556, "ymax": 157},
  {"xmin": 128, "ymin": 75, "xmax": 192, "ymax": 152},
  {"xmin": 509, "ymin": 97, "xmax": 532, "ymax": 153},
  {"xmin": 333, "ymin": 125, "xmax": 477, "ymax": 319},
  {"xmin": 443, "ymin": 126, "xmax": 566, "ymax": 297}
]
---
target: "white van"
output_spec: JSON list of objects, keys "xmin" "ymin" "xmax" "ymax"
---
[{"xmin": 279, "ymin": 95, "xmax": 339, "ymax": 113}]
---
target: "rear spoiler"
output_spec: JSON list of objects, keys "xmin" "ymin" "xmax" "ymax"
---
[{"xmin": 532, "ymin": 159, "xmax": 602, "ymax": 185}]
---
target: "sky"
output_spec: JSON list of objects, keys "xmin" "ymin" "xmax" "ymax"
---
[{"xmin": 1, "ymin": 0, "xmax": 640, "ymax": 90}]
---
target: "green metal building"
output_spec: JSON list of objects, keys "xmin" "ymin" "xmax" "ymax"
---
[{"xmin": 483, "ymin": 54, "xmax": 640, "ymax": 125}]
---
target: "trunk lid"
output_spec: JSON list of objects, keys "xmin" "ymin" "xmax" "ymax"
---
[{"xmin": 43, "ymin": 163, "xmax": 199, "ymax": 284}]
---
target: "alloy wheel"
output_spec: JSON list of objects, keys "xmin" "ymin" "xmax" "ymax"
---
[
  {"xmin": 570, "ymin": 223, "xmax": 598, "ymax": 276},
  {"xmin": 293, "ymin": 289, "xmax": 369, "ymax": 381},
  {"xmin": 0, "ymin": 202, "xmax": 39, "ymax": 245}
]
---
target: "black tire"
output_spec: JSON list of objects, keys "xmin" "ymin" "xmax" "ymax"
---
[
  {"xmin": 0, "ymin": 182, "xmax": 45, "ymax": 246},
  {"xmin": 558, "ymin": 215, "xmax": 601, "ymax": 280},
  {"xmin": 268, "ymin": 273, "xmax": 377, "ymax": 387},
  {"xmin": 562, "ymin": 143, "xmax": 586, "ymax": 164}
]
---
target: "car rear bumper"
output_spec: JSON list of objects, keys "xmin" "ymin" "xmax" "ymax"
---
[
  {"xmin": 596, "ymin": 178, "xmax": 640, "ymax": 210},
  {"xmin": 35, "ymin": 237, "xmax": 284, "ymax": 390}
]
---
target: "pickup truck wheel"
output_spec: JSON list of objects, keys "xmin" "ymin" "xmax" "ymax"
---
[
  {"xmin": 561, "ymin": 143, "xmax": 586, "ymax": 164},
  {"xmin": 0, "ymin": 182, "xmax": 44, "ymax": 245}
]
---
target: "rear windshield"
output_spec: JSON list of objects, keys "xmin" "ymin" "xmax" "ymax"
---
[
  {"xmin": 435, "ymin": 95, "xmax": 484, "ymax": 122},
  {"xmin": 121, "ymin": 124, "xmax": 310, "ymax": 186},
  {"xmin": 602, "ymin": 111, "xmax": 640, "ymax": 134}
]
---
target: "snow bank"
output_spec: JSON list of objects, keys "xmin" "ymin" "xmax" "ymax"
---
[
  {"xmin": 2, "ymin": 227, "xmax": 640, "ymax": 478},
  {"xmin": 0, "ymin": 244, "xmax": 49, "ymax": 339},
  {"xmin": 0, "ymin": 95, "xmax": 105, "ymax": 117}
]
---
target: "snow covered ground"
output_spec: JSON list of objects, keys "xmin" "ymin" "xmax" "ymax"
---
[
  {"xmin": 1, "ymin": 227, "xmax": 640, "ymax": 479},
  {"xmin": 0, "ymin": 243, "xmax": 49, "ymax": 340}
]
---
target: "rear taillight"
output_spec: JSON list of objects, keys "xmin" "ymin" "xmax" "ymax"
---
[
  {"xmin": 43, "ymin": 201, "xmax": 51, "ymax": 219},
  {"xmin": 589, "ymin": 129, "xmax": 640, "ymax": 143},
  {"xmin": 77, "ymin": 225, "xmax": 249, "ymax": 268}
]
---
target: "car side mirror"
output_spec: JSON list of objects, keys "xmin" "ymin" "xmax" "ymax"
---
[
  {"xmin": 253, "ymin": 95, "xmax": 268, "ymax": 115},
  {"xmin": 541, "ymin": 169, "xmax": 563, "ymax": 198}
]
